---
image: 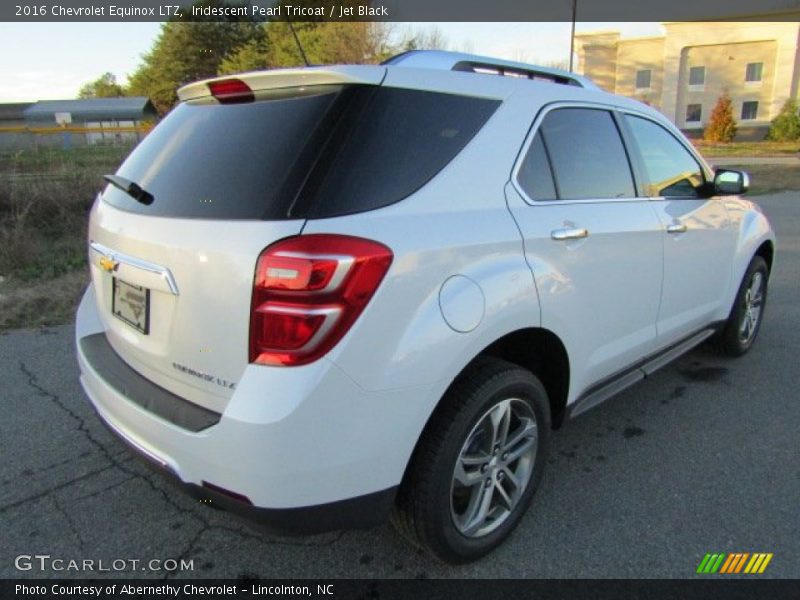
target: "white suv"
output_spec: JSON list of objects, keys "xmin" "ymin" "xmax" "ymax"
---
[{"xmin": 76, "ymin": 50, "xmax": 775, "ymax": 563}]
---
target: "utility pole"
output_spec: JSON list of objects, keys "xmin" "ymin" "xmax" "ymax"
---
[{"xmin": 568, "ymin": 0, "xmax": 577, "ymax": 72}]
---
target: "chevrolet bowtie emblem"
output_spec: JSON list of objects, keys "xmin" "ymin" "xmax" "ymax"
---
[{"xmin": 98, "ymin": 255, "xmax": 119, "ymax": 273}]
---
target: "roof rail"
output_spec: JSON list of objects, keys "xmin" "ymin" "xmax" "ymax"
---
[{"xmin": 381, "ymin": 50, "xmax": 598, "ymax": 90}]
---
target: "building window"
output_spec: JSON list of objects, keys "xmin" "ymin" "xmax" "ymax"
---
[
  {"xmin": 686, "ymin": 104, "xmax": 702, "ymax": 124},
  {"xmin": 745, "ymin": 62, "xmax": 763, "ymax": 83},
  {"xmin": 741, "ymin": 101, "xmax": 759, "ymax": 120},
  {"xmin": 635, "ymin": 69, "xmax": 652, "ymax": 90},
  {"xmin": 688, "ymin": 66, "xmax": 705, "ymax": 88}
]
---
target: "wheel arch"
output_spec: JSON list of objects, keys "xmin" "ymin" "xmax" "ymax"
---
[
  {"xmin": 394, "ymin": 327, "xmax": 569, "ymax": 509},
  {"xmin": 412, "ymin": 326, "xmax": 571, "ymax": 460},
  {"xmin": 477, "ymin": 328, "xmax": 570, "ymax": 429},
  {"xmin": 755, "ymin": 239, "xmax": 774, "ymax": 274},
  {"xmin": 722, "ymin": 205, "xmax": 776, "ymax": 321}
]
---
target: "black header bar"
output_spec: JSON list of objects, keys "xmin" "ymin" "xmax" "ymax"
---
[{"xmin": 4, "ymin": 0, "xmax": 800, "ymax": 23}]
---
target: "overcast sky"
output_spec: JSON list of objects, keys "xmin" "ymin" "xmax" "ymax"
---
[{"xmin": 0, "ymin": 22, "xmax": 663, "ymax": 102}]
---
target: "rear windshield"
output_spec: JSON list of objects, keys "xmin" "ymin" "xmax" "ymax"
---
[{"xmin": 104, "ymin": 85, "xmax": 500, "ymax": 220}]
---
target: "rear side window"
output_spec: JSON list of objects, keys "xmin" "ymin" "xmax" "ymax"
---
[
  {"xmin": 533, "ymin": 108, "xmax": 636, "ymax": 201},
  {"xmin": 516, "ymin": 132, "xmax": 557, "ymax": 200},
  {"xmin": 103, "ymin": 86, "xmax": 499, "ymax": 220},
  {"xmin": 298, "ymin": 87, "xmax": 500, "ymax": 218},
  {"xmin": 624, "ymin": 115, "xmax": 705, "ymax": 197}
]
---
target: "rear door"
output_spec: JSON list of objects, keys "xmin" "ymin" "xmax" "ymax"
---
[
  {"xmin": 620, "ymin": 113, "xmax": 737, "ymax": 346},
  {"xmin": 506, "ymin": 105, "xmax": 663, "ymax": 399}
]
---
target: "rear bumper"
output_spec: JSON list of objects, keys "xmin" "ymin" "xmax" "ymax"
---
[
  {"xmin": 92, "ymin": 400, "xmax": 395, "ymax": 534},
  {"xmin": 76, "ymin": 284, "xmax": 436, "ymax": 533},
  {"xmin": 180, "ymin": 480, "xmax": 397, "ymax": 535},
  {"xmin": 79, "ymin": 332, "xmax": 221, "ymax": 433}
]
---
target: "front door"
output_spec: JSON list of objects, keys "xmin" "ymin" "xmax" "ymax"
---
[{"xmin": 621, "ymin": 113, "xmax": 737, "ymax": 346}]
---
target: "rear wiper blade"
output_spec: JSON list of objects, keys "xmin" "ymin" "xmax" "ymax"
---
[{"xmin": 103, "ymin": 174, "xmax": 154, "ymax": 206}]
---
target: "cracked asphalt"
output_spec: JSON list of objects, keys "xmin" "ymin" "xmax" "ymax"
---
[{"xmin": 2, "ymin": 192, "xmax": 798, "ymax": 580}]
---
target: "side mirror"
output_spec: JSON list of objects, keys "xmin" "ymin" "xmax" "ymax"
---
[{"xmin": 714, "ymin": 169, "xmax": 749, "ymax": 195}]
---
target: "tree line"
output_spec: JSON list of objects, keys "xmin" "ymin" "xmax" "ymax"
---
[{"xmin": 79, "ymin": 3, "xmax": 447, "ymax": 115}]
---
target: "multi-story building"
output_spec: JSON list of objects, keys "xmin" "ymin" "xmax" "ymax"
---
[{"xmin": 576, "ymin": 21, "xmax": 800, "ymax": 139}]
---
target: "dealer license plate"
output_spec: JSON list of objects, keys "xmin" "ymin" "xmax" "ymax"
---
[{"xmin": 112, "ymin": 278, "xmax": 150, "ymax": 334}]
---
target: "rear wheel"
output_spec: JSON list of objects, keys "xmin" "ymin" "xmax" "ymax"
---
[
  {"xmin": 392, "ymin": 358, "xmax": 550, "ymax": 564},
  {"xmin": 716, "ymin": 255, "xmax": 769, "ymax": 357}
]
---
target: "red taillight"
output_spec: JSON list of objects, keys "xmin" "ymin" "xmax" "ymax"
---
[
  {"xmin": 257, "ymin": 255, "xmax": 338, "ymax": 291},
  {"xmin": 250, "ymin": 235, "xmax": 393, "ymax": 366},
  {"xmin": 208, "ymin": 78, "xmax": 254, "ymax": 104}
]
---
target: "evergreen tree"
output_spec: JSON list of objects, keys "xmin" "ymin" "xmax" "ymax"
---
[
  {"xmin": 766, "ymin": 98, "xmax": 800, "ymax": 141},
  {"xmin": 264, "ymin": 22, "xmax": 393, "ymax": 67},
  {"xmin": 220, "ymin": 22, "xmax": 400, "ymax": 74},
  {"xmin": 126, "ymin": 0, "xmax": 262, "ymax": 114},
  {"xmin": 218, "ymin": 32, "xmax": 270, "ymax": 75},
  {"xmin": 704, "ymin": 92, "xmax": 737, "ymax": 143}
]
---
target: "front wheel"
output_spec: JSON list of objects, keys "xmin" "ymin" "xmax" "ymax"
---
[
  {"xmin": 391, "ymin": 358, "xmax": 551, "ymax": 564},
  {"xmin": 716, "ymin": 255, "xmax": 769, "ymax": 357}
]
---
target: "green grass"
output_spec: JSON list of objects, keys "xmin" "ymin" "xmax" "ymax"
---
[
  {"xmin": 693, "ymin": 140, "xmax": 800, "ymax": 158},
  {"xmin": 0, "ymin": 270, "xmax": 89, "ymax": 330},
  {"xmin": 0, "ymin": 145, "xmax": 131, "ymax": 330},
  {"xmin": 0, "ymin": 145, "xmax": 131, "ymax": 173}
]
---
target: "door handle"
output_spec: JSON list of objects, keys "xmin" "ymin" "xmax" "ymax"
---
[
  {"xmin": 666, "ymin": 223, "xmax": 688, "ymax": 234},
  {"xmin": 551, "ymin": 227, "xmax": 589, "ymax": 241}
]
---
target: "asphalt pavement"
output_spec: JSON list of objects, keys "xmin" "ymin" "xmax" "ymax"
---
[{"xmin": 1, "ymin": 192, "xmax": 798, "ymax": 579}]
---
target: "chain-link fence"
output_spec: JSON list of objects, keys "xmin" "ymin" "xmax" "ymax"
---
[{"xmin": 0, "ymin": 123, "xmax": 152, "ymax": 151}]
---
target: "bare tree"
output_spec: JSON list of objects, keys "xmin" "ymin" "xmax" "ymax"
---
[
  {"xmin": 400, "ymin": 25, "xmax": 449, "ymax": 51},
  {"xmin": 512, "ymin": 48, "xmax": 530, "ymax": 63},
  {"xmin": 458, "ymin": 40, "xmax": 476, "ymax": 54}
]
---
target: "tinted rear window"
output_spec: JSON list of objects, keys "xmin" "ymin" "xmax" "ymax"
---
[
  {"xmin": 106, "ymin": 89, "xmax": 339, "ymax": 219},
  {"xmin": 104, "ymin": 86, "xmax": 499, "ymax": 220}
]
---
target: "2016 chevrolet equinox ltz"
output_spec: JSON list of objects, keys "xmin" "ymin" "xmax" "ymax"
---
[{"xmin": 76, "ymin": 51, "xmax": 775, "ymax": 564}]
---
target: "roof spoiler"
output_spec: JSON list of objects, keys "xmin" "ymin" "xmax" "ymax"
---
[{"xmin": 177, "ymin": 66, "xmax": 386, "ymax": 102}]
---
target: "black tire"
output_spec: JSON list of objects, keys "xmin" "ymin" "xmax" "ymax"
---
[
  {"xmin": 715, "ymin": 255, "xmax": 769, "ymax": 357},
  {"xmin": 391, "ymin": 357, "xmax": 551, "ymax": 564}
]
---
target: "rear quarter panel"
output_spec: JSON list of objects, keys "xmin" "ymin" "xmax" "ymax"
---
[{"xmin": 301, "ymin": 89, "xmax": 544, "ymax": 395}]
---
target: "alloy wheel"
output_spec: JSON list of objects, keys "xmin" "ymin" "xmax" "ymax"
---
[
  {"xmin": 450, "ymin": 398, "xmax": 538, "ymax": 538},
  {"xmin": 739, "ymin": 271, "xmax": 764, "ymax": 344}
]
